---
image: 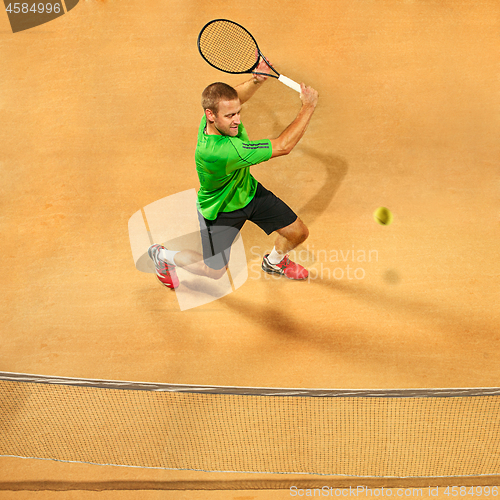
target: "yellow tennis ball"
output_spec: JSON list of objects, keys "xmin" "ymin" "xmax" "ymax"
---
[{"xmin": 374, "ymin": 207, "xmax": 393, "ymax": 225}]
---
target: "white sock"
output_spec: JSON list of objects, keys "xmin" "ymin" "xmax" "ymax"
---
[
  {"xmin": 267, "ymin": 247, "xmax": 285, "ymax": 265},
  {"xmin": 159, "ymin": 249, "xmax": 179, "ymax": 266}
]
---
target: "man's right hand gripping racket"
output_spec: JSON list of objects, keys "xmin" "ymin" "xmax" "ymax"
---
[{"xmin": 197, "ymin": 19, "xmax": 302, "ymax": 93}]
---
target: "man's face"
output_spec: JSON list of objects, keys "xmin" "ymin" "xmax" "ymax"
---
[{"xmin": 207, "ymin": 99, "xmax": 241, "ymax": 137}]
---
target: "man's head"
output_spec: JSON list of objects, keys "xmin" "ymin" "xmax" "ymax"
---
[{"xmin": 202, "ymin": 82, "xmax": 241, "ymax": 137}]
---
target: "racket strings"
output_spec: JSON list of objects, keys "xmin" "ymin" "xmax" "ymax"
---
[{"xmin": 199, "ymin": 21, "xmax": 258, "ymax": 73}]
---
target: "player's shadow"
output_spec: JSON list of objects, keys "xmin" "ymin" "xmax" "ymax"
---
[
  {"xmin": 312, "ymin": 277, "xmax": 498, "ymax": 346},
  {"xmin": 240, "ymin": 99, "xmax": 348, "ymax": 254},
  {"xmin": 257, "ymin": 102, "xmax": 348, "ymax": 226},
  {"xmin": 242, "ymin": 146, "xmax": 347, "ymax": 256},
  {"xmin": 242, "ymin": 146, "xmax": 348, "ymax": 268},
  {"xmin": 220, "ymin": 289, "xmax": 350, "ymax": 356},
  {"xmin": 220, "ymin": 274, "xmax": 499, "ymax": 381},
  {"xmin": 296, "ymin": 145, "xmax": 348, "ymax": 226}
]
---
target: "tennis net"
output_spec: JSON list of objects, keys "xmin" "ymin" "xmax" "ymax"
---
[{"xmin": 0, "ymin": 371, "xmax": 499, "ymax": 477}]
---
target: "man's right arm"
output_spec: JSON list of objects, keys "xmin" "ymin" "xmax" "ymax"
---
[{"xmin": 270, "ymin": 84, "xmax": 319, "ymax": 158}]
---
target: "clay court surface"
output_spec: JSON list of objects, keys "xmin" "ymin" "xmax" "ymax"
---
[{"xmin": 1, "ymin": 0, "xmax": 499, "ymax": 498}]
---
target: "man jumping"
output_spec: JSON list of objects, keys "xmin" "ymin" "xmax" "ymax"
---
[{"xmin": 148, "ymin": 61, "xmax": 319, "ymax": 289}]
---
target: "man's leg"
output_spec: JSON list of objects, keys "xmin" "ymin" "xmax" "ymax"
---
[
  {"xmin": 148, "ymin": 245, "xmax": 228, "ymax": 289},
  {"xmin": 148, "ymin": 211, "xmax": 245, "ymax": 287},
  {"xmin": 274, "ymin": 217, "xmax": 309, "ymax": 255},
  {"xmin": 244, "ymin": 182, "xmax": 310, "ymax": 281},
  {"xmin": 172, "ymin": 249, "xmax": 227, "ymax": 280},
  {"xmin": 261, "ymin": 217, "xmax": 310, "ymax": 280}
]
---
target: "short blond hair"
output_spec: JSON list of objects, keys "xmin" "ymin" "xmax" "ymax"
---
[{"xmin": 201, "ymin": 82, "xmax": 238, "ymax": 115}]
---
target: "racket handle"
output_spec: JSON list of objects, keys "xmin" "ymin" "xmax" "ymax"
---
[{"xmin": 278, "ymin": 74, "xmax": 301, "ymax": 93}]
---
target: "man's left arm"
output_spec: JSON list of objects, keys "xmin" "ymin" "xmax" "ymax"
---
[{"xmin": 235, "ymin": 59, "xmax": 272, "ymax": 104}]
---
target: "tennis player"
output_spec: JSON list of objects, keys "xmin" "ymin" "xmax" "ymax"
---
[{"xmin": 148, "ymin": 60, "xmax": 318, "ymax": 289}]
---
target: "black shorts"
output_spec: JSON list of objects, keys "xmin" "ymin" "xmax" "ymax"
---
[{"xmin": 198, "ymin": 182, "xmax": 298, "ymax": 270}]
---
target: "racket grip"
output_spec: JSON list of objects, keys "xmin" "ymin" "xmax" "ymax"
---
[{"xmin": 278, "ymin": 74, "xmax": 301, "ymax": 93}]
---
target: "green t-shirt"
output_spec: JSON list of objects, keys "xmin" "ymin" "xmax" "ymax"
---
[{"xmin": 195, "ymin": 115, "xmax": 272, "ymax": 220}]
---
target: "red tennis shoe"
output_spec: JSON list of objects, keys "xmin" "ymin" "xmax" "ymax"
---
[
  {"xmin": 148, "ymin": 244, "xmax": 179, "ymax": 289},
  {"xmin": 261, "ymin": 254, "xmax": 309, "ymax": 280}
]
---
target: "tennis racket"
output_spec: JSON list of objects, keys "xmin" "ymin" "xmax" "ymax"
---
[{"xmin": 197, "ymin": 19, "xmax": 302, "ymax": 93}]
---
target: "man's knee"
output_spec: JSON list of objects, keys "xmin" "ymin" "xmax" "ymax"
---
[
  {"xmin": 277, "ymin": 218, "xmax": 309, "ymax": 245},
  {"xmin": 293, "ymin": 219, "xmax": 309, "ymax": 244},
  {"xmin": 299, "ymin": 222, "xmax": 309, "ymax": 243}
]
